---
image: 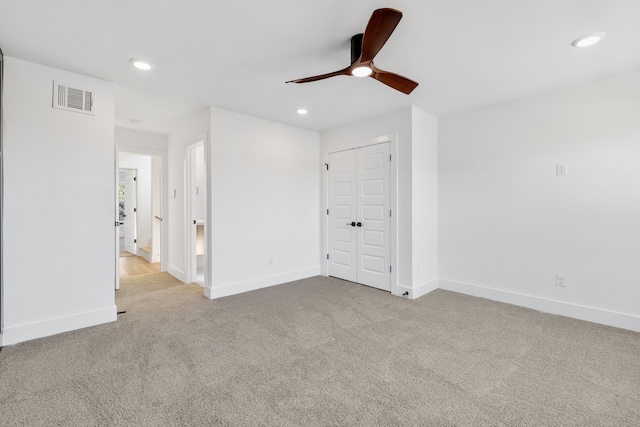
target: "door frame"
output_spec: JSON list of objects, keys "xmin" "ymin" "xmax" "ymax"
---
[
  {"xmin": 185, "ymin": 138, "xmax": 207, "ymax": 286},
  {"xmin": 322, "ymin": 134, "xmax": 398, "ymax": 295},
  {"xmin": 0, "ymin": 47, "xmax": 4, "ymax": 336}
]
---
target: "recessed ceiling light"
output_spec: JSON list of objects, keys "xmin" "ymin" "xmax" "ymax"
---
[
  {"xmin": 352, "ymin": 66, "xmax": 372, "ymax": 77},
  {"xmin": 297, "ymin": 108, "xmax": 308, "ymax": 115},
  {"xmin": 129, "ymin": 58, "xmax": 153, "ymax": 70},
  {"xmin": 571, "ymin": 32, "xmax": 605, "ymax": 48}
]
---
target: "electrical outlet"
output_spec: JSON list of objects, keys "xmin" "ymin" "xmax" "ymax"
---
[
  {"xmin": 268, "ymin": 257, "xmax": 274, "ymax": 267},
  {"xmin": 556, "ymin": 273, "xmax": 567, "ymax": 287},
  {"xmin": 556, "ymin": 163, "xmax": 568, "ymax": 176}
]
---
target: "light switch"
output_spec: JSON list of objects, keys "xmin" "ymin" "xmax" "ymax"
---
[{"xmin": 556, "ymin": 163, "xmax": 567, "ymax": 176}]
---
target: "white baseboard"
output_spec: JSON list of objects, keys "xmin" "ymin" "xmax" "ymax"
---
[
  {"xmin": 167, "ymin": 265, "xmax": 186, "ymax": 283},
  {"xmin": 205, "ymin": 267, "xmax": 321, "ymax": 300},
  {"xmin": 439, "ymin": 279, "xmax": 640, "ymax": 333},
  {"xmin": 395, "ymin": 278, "xmax": 439, "ymax": 300},
  {"xmin": 137, "ymin": 250, "xmax": 151, "ymax": 262},
  {"xmin": 1, "ymin": 305, "xmax": 117, "ymax": 346}
]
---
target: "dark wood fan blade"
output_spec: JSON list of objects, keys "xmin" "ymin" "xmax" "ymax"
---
[
  {"xmin": 360, "ymin": 8, "xmax": 403, "ymax": 63},
  {"xmin": 370, "ymin": 64, "xmax": 418, "ymax": 94},
  {"xmin": 287, "ymin": 67, "xmax": 351, "ymax": 84}
]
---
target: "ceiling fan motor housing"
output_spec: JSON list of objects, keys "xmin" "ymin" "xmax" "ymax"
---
[{"xmin": 351, "ymin": 33, "xmax": 364, "ymax": 64}]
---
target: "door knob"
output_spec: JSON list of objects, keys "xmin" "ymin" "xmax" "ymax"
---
[
  {"xmin": 346, "ymin": 222, "xmax": 356, "ymax": 227},
  {"xmin": 356, "ymin": 222, "xmax": 362, "ymax": 227}
]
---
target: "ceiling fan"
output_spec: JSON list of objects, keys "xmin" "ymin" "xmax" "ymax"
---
[{"xmin": 287, "ymin": 8, "xmax": 418, "ymax": 95}]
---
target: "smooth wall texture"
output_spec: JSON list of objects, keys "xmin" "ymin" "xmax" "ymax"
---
[
  {"xmin": 439, "ymin": 72, "xmax": 640, "ymax": 331},
  {"xmin": 166, "ymin": 110, "xmax": 211, "ymax": 282},
  {"xmin": 2, "ymin": 57, "xmax": 116, "ymax": 345},
  {"xmin": 115, "ymin": 126, "xmax": 168, "ymax": 152},
  {"xmin": 208, "ymin": 107, "xmax": 320, "ymax": 298},
  {"xmin": 411, "ymin": 108, "xmax": 439, "ymax": 294}
]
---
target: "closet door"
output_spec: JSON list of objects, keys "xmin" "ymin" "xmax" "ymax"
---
[
  {"xmin": 327, "ymin": 149, "xmax": 357, "ymax": 282},
  {"xmin": 327, "ymin": 142, "xmax": 391, "ymax": 291},
  {"xmin": 356, "ymin": 143, "xmax": 391, "ymax": 291}
]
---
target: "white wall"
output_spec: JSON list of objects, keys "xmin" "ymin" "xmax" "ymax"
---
[
  {"xmin": 115, "ymin": 126, "xmax": 167, "ymax": 152},
  {"xmin": 1, "ymin": 57, "xmax": 116, "ymax": 345},
  {"xmin": 439, "ymin": 72, "xmax": 640, "ymax": 331},
  {"xmin": 411, "ymin": 108, "xmax": 439, "ymax": 294},
  {"xmin": 167, "ymin": 109, "xmax": 211, "ymax": 281},
  {"xmin": 207, "ymin": 107, "xmax": 320, "ymax": 298},
  {"xmin": 119, "ymin": 152, "xmax": 152, "ymax": 247},
  {"xmin": 320, "ymin": 107, "xmax": 438, "ymax": 298}
]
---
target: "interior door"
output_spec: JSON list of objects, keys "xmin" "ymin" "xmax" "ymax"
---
[
  {"xmin": 123, "ymin": 170, "xmax": 137, "ymax": 255},
  {"xmin": 151, "ymin": 156, "xmax": 161, "ymax": 263},
  {"xmin": 327, "ymin": 142, "xmax": 391, "ymax": 291},
  {"xmin": 327, "ymin": 149, "xmax": 357, "ymax": 282},
  {"xmin": 115, "ymin": 149, "xmax": 120, "ymax": 290},
  {"xmin": 0, "ymin": 47, "xmax": 4, "ymax": 330},
  {"xmin": 356, "ymin": 143, "xmax": 391, "ymax": 291}
]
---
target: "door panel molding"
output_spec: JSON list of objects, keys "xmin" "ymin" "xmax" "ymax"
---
[{"xmin": 326, "ymin": 141, "xmax": 393, "ymax": 292}]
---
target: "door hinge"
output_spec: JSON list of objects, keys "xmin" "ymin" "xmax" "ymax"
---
[
  {"xmin": 327, "ymin": 253, "xmax": 329, "ymax": 260},
  {"xmin": 133, "ymin": 176, "xmax": 137, "ymax": 181},
  {"xmin": 134, "ymin": 239, "xmax": 137, "ymax": 244},
  {"xmin": 389, "ymin": 154, "xmax": 392, "ymax": 161},
  {"xmin": 327, "ymin": 209, "xmax": 329, "ymax": 215},
  {"xmin": 325, "ymin": 163, "xmax": 329, "ymax": 170},
  {"xmin": 390, "ymin": 265, "xmax": 392, "ymax": 273},
  {"xmin": 133, "ymin": 208, "xmax": 137, "ymax": 212},
  {"xmin": 390, "ymin": 210, "xmax": 392, "ymax": 217}
]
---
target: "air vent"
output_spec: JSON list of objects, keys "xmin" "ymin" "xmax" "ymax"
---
[{"xmin": 52, "ymin": 81, "xmax": 95, "ymax": 115}]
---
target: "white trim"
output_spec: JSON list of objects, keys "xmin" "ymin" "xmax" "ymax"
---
[
  {"xmin": 321, "ymin": 134, "xmax": 398, "ymax": 294},
  {"xmin": 395, "ymin": 278, "xmax": 439, "ymax": 300},
  {"xmin": 167, "ymin": 264, "xmax": 187, "ymax": 283},
  {"xmin": 184, "ymin": 134, "xmax": 209, "ymax": 288},
  {"xmin": 205, "ymin": 267, "xmax": 321, "ymax": 299},
  {"xmin": 0, "ymin": 305, "xmax": 117, "ymax": 346},
  {"xmin": 439, "ymin": 279, "xmax": 640, "ymax": 332}
]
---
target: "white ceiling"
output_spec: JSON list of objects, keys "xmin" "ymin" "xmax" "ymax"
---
[{"xmin": 1, "ymin": 0, "xmax": 639, "ymax": 133}]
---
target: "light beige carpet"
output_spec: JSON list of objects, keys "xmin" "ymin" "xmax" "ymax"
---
[{"xmin": 0, "ymin": 274, "xmax": 638, "ymax": 426}]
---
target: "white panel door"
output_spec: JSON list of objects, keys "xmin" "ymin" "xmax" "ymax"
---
[
  {"xmin": 124, "ymin": 170, "xmax": 137, "ymax": 255},
  {"xmin": 327, "ymin": 142, "xmax": 391, "ymax": 291},
  {"xmin": 356, "ymin": 143, "xmax": 391, "ymax": 291},
  {"xmin": 327, "ymin": 149, "xmax": 357, "ymax": 282}
]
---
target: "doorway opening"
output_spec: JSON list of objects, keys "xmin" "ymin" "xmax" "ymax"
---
[
  {"xmin": 116, "ymin": 152, "xmax": 163, "ymax": 282},
  {"xmin": 186, "ymin": 140, "xmax": 206, "ymax": 286}
]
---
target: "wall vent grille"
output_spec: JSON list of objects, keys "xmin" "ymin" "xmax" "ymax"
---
[{"xmin": 52, "ymin": 81, "xmax": 95, "ymax": 115}]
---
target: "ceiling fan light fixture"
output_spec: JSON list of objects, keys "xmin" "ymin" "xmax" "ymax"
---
[
  {"xmin": 129, "ymin": 58, "xmax": 153, "ymax": 70},
  {"xmin": 297, "ymin": 108, "xmax": 308, "ymax": 115},
  {"xmin": 571, "ymin": 32, "xmax": 605, "ymax": 48},
  {"xmin": 352, "ymin": 66, "xmax": 373, "ymax": 77}
]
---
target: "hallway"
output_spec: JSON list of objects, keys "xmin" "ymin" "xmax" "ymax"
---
[{"xmin": 119, "ymin": 254, "xmax": 160, "ymax": 277}]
